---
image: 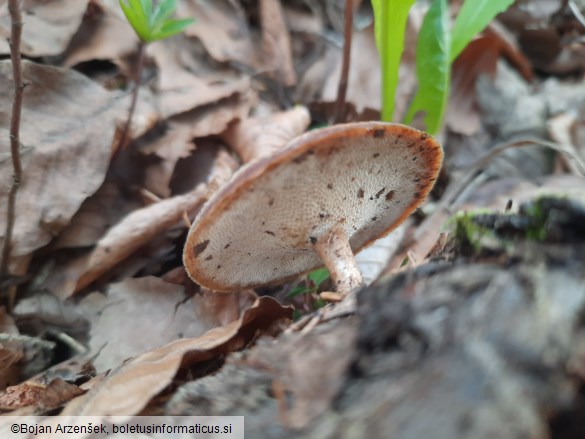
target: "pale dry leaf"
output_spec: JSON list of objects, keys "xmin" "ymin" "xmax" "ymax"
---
[
  {"xmin": 0, "ymin": 61, "xmax": 121, "ymax": 265},
  {"xmin": 141, "ymin": 123, "xmax": 196, "ymax": 197},
  {"xmin": 140, "ymin": 85, "xmax": 255, "ymax": 198},
  {"xmin": 171, "ymin": 89, "xmax": 257, "ymax": 140},
  {"xmin": 72, "ymin": 150, "xmax": 238, "ymax": 294},
  {"xmin": 61, "ymin": 0, "xmax": 139, "ymax": 68},
  {"xmin": 148, "ymin": 37, "xmax": 251, "ymax": 118},
  {"xmin": 80, "ymin": 277, "xmax": 219, "ymax": 373},
  {"xmin": 0, "ymin": 0, "xmax": 90, "ymax": 57},
  {"xmin": 177, "ymin": 0, "xmax": 261, "ymax": 68},
  {"xmin": 52, "ymin": 182, "xmax": 138, "ymax": 250},
  {"xmin": 260, "ymin": 0, "xmax": 297, "ymax": 86},
  {"xmin": 220, "ymin": 106, "xmax": 311, "ymax": 162},
  {"xmin": 0, "ymin": 378, "xmax": 84, "ymax": 411},
  {"xmin": 74, "ymin": 185, "xmax": 207, "ymax": 293},
  {"xmin": 355, "ymin": 223, "xmax": 408, "ymax": 285},
  {"xmin": 61, "ymin": 297, "xmax": 293, "ymax": 416}
]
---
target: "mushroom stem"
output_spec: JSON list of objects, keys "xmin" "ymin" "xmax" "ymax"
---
[{"xmin": 313, "ymin": 227, "xmax": 363, "ymax": 295}]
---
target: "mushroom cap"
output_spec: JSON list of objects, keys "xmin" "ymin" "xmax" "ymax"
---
[{"xmin": 183, "ymin": 122, "xmax": 443, "ymax": 291}]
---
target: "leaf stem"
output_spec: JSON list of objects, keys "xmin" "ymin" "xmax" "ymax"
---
[
  {"xmin": 1, "ymin": 0, "xmax": 25, "ymax": 278},
  {"xmin": 334, "ymin": 0, "xmax": 354, "ymax": 124},
  {"xmin": 117, "ymin": 41, "xmax": 146, "ymax": 152}
]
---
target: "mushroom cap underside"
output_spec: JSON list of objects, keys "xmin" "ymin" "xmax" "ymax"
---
[{"xmin": 183, "ymin": 122, "xmax": 443, "ymax": 291}]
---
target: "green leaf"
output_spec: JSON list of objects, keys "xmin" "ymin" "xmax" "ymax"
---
[
  {"xmin": 151, "ymin": 0, "xmax": 177, "ymax": 27},
  {"xmin": 371, "ymin": 0, "xmax": 416, "ymax": 121},
  {"xmin": 308, "ymin": 268, "xmax": 330, "ymax": 288},
  {"xmin": 287, "ymin": 285, "xmax": 311, "ymax": 298},
  {"xmin": 120, "ymin": 0, "xmax": 150, "ymax": 41},
  {"xmin": 450, "ymin": 0, "xmax": 515, "ymax": 61},
  {"xmin": 150, "ymin": 18, "xmax": 195, "ymax": 41},
  {"xmin": 403, "ymin": 0, "xmax": 450, "ymax": 134}
]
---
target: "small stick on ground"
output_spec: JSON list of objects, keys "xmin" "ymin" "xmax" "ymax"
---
[
  {"xmin": 116, "ymin": 42, "xmax": 146, "ymax": 152},
  {"xmin": 1, "ymin": 0, "xmax": 25, "ymax": 278},
  {"xmin": 334, "ymin": 0, "xmax": 354, "ymax": 124}
]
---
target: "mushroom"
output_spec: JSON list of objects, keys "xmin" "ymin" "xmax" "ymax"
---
[{"xmin": 183, "ymin": 122, "xmax": 443, "ymax": 295}]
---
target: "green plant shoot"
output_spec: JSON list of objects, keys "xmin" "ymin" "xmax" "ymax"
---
[
  {"xmin": 373, "ymin": 0, "xmax": 515, "ymax": 133},
  {"xmin": 403, "ymin": 0, "xmax": 450, "ymax": 134},
  {"xmin": 450, "ymin": 0, "xmax": 516, "ymax": 61},
  {"xmin": 287, "ymin": 268, "xmax": 330, "ymax": 298},
  {"xmin": 119, "ymin": 0, "xmax": 195, "ymax": 42},
  {"xmin": 371, "ymin": 0, "xmax": 416, "ymax": 122}
]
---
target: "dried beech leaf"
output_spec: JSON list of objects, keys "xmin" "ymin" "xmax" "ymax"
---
[
  {"xmin": 220, "ymin": 106, "xmax": 311, "ymax": 162},
  {"xmin": 60, "ymin": 297, "xmax": 293, "ymax": 416},
  {"xmin": 80, "ymin": 277, "xmax": 220, "ymax": 373},
  {"xmin": 62, "ymin": 1, "xmax": 139, "ymax": 67},
  {"xmin": 0, "ymin": 61, "xmax": 121, "ymax": 264},
  {"xmin": 260, "ymin": 0, "xmax": 296, "ymax": 86},
  {"xmin": 0, "ymin": 0, "xmax": 90, "ymax": 57},
  {"xmin": 149, "ymin": 38, "xmax": 251, "ymax": 118},
  {"xmin": 74, "ymin": 185, "xmax": 207, "ymax": 293},
  {"xmin": 177, "ymin": 0, "xmax": 260, "ymax": 67},
  {"xmin": 0, "ymin": 378, "xmax": 84, "ymax": 411}
]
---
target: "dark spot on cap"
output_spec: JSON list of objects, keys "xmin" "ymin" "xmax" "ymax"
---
[
  {"xmin": 407, "ymin": 142, "xmax": 416, "ymax": 148},
  {"xmin": 319, "ymin": 213, "xmax": 325, "ymax": 219},
  {"xmin": 412, "ymin": 156, "xmax": 418, "ymax": 161},
  {"xmin": 420, "ymin": 132, "xmax": 429, "ymax": 140},
  {"xmin": 371, "ymin": 216, "xmax": 377, "ymax": 221},
  {"xmin": 217, "ymin": 265, "xmax": 221, "ymax": 269},
  {"xmin": 375, "ymin": 188, "xmax": 385, "ymax": 199},
  {"xmin": 386, "ymin": 190, "xmax": 395, "ymax": 201},
  {"xmin": 373, "ymin": 152, "xmax": 380, "ymax": 158},
  {"xmin": 224, "ymin": 243, "xmax": 230, "ymax": 249},
  {"xmin": 205, "ymin": 255, "xmax": 213, "ymax": 261},
  {"xmin": 339, "ymin": 217, "xmax": 346, "ymax": 223},
  {"xmin": 369, "ymin": 196, "xmax": 374, "ymax": 200},
  {"xmin": 413, "ymin": 178, "xmax": 420, "ymax": 183},
  {"xmin": 194, "ymin": 240, "xmax": 210, "ymax": 257},
  {"xmin": 265, "ymin": 230, "xmax": 275, "ymax": 236},
  {"xmin": 357, "ymin": 188, "xmax": 364, "ymax": 198},
  {"xmin": 327, "ymin": 183, "xmax": 333, "ymax": 189},
  {"xmin": 247, "ymin": 252, "xmax": 251, "ymax": 256},
  {"xmin": 373, "ymin": 129, "xmax": 385, "ymax": 138},
  {"xmin": 310, "ymin": 236, "xmax": 317, "ymax": 244},
  {"xmin": 351, "ymin": 177, "xmax": 356, "ymax": 182},
  {"xmin": 268, "ymin": 198, "xmax": 274, "ymax": 206}
]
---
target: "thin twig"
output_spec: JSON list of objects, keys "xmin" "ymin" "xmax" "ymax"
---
[
  {"xmin": 1, "ymin": 0, "xmax": 25, "ymax": 277},
  {"xmin": 334, "ymin": 0, "xmax": 353, "ymax": 124},
  {"xmin": 116, "ymin": 42, "xmax": 146, "ymax": 152}
]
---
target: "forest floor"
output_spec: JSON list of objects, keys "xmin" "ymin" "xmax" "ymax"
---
[{"xmin": 1, "ymin": 1, "xmax": 585, "ymax": 438}]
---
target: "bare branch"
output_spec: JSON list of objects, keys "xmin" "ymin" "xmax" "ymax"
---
[{"xmin": 1, "ymin": 0, "xmax": 25, "ymax": 277}]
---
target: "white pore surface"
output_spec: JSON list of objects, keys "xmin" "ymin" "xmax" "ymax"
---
[{"xmin": 187, "ymin": 131, "xmax": 438, "ymax": 290}]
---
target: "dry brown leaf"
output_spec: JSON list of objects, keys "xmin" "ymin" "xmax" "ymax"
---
[
  {"xmin": 220, "ymin": 106, "xmax": 311, "ymax": 162},
  {"xmin": 0, "ymin": 61, "xmax": 122, "ymax": 266},
  {"xmin": 44, "ymin": 150, "xmax": 237, "ymax": 298},
  {"xmin": 0, "ymin": 0, "xmax": 90, "ymax": 57},
  {"xmin": 74, "ymin": 185, "xmax": 207, "ymax": 293},
  {"xmin": 0, "ymin": 378, "xmax": 84, "ymax": 411},
  {"xmin": 51, "ymin": 182, "xmax": 138, "ymax": 250},
  {"xmin": 139, "ymin": 89, "xmax": 255, "ymax": 198},
  {"xmin": 177, "ymin": 0, "xmax": 261, "ymax": 68},
  {"xmin": 61, "ymin": 0, "xmax": 139, "ymax": 67},
  {"xmin": 80, "ymin": 277, "xmax": 220, "ymax": 373},
  {"xmin": 321, "ymin": 24, "xmax": 383, "ymax": 113},
  {"xmin": 149, "ymin": 37, "xmax": 251, "ymax": 118},
  {"xmin": 61, "ymin": 296, "xmax": 292, "ymax": 416},
  {"xmin": 260, "ymin": 0, "xmax": 296, "ymax": 86}
]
